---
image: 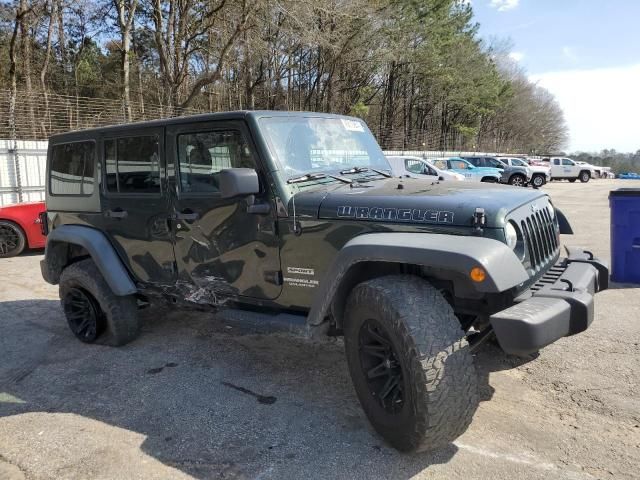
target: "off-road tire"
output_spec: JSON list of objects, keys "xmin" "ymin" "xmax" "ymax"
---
[
  {"xmin": 531, "ymin": 174, "xmax": 546, "ymax": 188},
  {"xmin": 579, "ymin": 171, "xmax": 591, "ymax": 183},
  {"xmin": 0, "ymin": 220, "xmax": 26, "ymax": 258},
  {"xmin": 59, "ymin": 258, "xmax": 139, "ymax": 346},
  {"xmin": 343, "ymin": 275, "xmax": 478, "ymax": 452},
  {"xmin": 508, "ymin": 174, "xmax": 526, "ymax": 187}
]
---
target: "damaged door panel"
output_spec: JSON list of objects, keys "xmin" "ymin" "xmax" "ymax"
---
[{"xmin": 166, "ymin": 120, "xmax": 282, "ymax": 305}]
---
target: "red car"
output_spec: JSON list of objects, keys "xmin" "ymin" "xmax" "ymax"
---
[{"xmin": 0, "ymin": 201, "xmax": 46, "ymax": 258}]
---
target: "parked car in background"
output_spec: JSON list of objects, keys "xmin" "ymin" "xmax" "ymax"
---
[
  {"xmin": 575, "ymin": 161, "xmax": 602, "ymax": 178},
  {"xmin": 430, "ymin": 157, "xmax": 502, "ymax": 183},
  {"xmin": 500, "ymin": 157, "xmax": 550, "ymax": 188},
  {"xmin": 0, "ymin": 201, "xmax": 46, "ymax": 257},
  {"xmin": 462, "ymin": 156, "xmax": 531, "ymax": 187},
  {"xmin": 544, "ymin": 157, "xmax": 592, "ymax": 182},
  {"xmin": 386, "ymin": 156, "xmax": 465, "ymax": 181}
]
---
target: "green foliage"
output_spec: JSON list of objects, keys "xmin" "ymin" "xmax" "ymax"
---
[{"xmin": 0, "ymin": 0, "xmax": 571, "ymax": 152}]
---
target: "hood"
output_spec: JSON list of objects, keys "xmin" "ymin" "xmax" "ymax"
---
[{"xmin": 290, "ymin": 177, "xmax": 547, "ymax": 228}]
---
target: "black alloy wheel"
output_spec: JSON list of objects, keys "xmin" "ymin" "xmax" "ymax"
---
[
  {"xmin": 63, "ymin": 287, "xmax": 105, "ymax": 343},
  {"xmin": 358, "ymin": 319, "xmax": 405, "ymax": 414},
  {"xmin": 0, "ymin": 222, "xmax": 26, "ymax": 257}
]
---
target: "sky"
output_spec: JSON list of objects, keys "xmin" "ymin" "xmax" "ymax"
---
[{"xmin": 470, "ymin": 0, "xmax": 640, "ymax": 153}]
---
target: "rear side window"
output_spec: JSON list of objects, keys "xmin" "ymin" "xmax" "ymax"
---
[
  {"xmin": 105, "ymin": 135, "xmax": 160, "ymax": 194},
  {"xmin": 50, "ymin": 142, "xmax": 96, "ymax": 196},
  {"xmin": 177, "ymin": 130, "xmax": 256, "ymax": 194}
]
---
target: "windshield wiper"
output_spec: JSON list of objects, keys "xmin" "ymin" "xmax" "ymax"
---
[
  {"xmin": 340, "ymin": 166, "xmax": 392, "ymax": 178},
  {"xmin": 370, "ymin": 168, "xmax": 392, "ymax": 178},
  {"xmin": 340, "ymin": 166, "xmax": 369, "ymax": 175},
  {"xmin": 287, "ymin": 172, "xmax": 352, "ymax": 184},
  {"xmin": 287, "ymin": 172, "xmax": 327, "ymax": 184}
]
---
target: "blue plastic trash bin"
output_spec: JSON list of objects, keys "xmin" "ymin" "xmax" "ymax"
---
[{"xmin": 610, "ymin": 188, "xmax": 640, "ymax": 283}]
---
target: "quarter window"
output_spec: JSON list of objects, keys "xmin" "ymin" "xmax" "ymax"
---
[
  {"xmin": 105, "ymin": 135, "xmax": 160, "ymax": 194},
  {"xmin": 177, "ymin": 130, "xmax": 256, "ymax": 194},
  {"xmin": 50, "ymin": 142, "xmax": 95, "ymax": 195}
]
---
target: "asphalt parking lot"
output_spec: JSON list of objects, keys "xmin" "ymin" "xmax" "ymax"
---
[{"xmin": 1, "ymin": 179, "xmax": 639, "ymax": 480}]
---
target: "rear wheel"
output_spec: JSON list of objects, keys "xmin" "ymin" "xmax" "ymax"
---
[
  {"xmin": 343, "ymin": 275, "xmax": 478, "ymax": 452},
  {"xmin": 531, "ymin": 174, "xmax": 546, "ymax": 188},
  {"xmin": 509, "ymin": 174, "xmax": 526, "ymax": 187},
  {"xmin": 59, "ymin": 259, "xmax": 139, "ymax": 346},
  {"xmin": 579, "ymin": 171, "xmax": 591, "ymax": 183},
  {"xmin": 0, "ymin": 220, "xmax": 26, "ymax": 258}
]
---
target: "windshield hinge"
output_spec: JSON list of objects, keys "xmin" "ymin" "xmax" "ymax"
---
[{"xmin": 472, "ymin": 207, "xmax": 486, "ymax": 235}]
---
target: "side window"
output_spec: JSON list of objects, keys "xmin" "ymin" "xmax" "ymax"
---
[
  {"xmin": 553, "ymin": 159, "xmax": 561, "ymax": 165},
  {"xmin": 562, "ymin": 159, "xmax": 574, "ymax": 166},
  {"xmin": 451, "ymin": 160, "xmax": 467, "ymax": 170},
  {"xmin": 177, "ymin": 130, "xmax": 256, "ymax": 194},
  {"xmin": 105, "ymin": 135, "xmax": 160, "ymax": 194},
  {"xmin": 432, "ymin": 160, "xmax": 447, "ymax": 170},
  {"xmin": 405, "ymin": 159, "xmax": 425, "ymax": 174},
  {"xmin": 50, "ymin": 141, "xmax": 95, "ymax": 195}
]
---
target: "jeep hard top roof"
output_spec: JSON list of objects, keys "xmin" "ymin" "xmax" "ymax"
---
[{"xmin": 48, "ymin": 110, "xmax": 358, "ymax": 142}]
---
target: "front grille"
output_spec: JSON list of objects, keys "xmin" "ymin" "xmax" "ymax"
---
[{"xmin": 520, "ymin": 207, "xmax": 560, "ymax": 271}]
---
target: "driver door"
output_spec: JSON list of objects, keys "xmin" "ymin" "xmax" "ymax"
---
[{"xmin": 166, "ymin": 120, "xmax": 281, "ymax": 303}]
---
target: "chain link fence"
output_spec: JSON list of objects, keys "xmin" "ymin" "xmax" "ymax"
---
[{"xmin": 1, "ymin": 89, "xmax": 535, "ymax": 206}]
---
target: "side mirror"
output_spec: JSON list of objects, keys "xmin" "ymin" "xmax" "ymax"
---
[
  {"xmin": 219, "ymin": 168, "xmax": 260, "ymax": 198},
  {"xmin": 439, "ymin": 176, "xmax": 445, "ymax": 181}
]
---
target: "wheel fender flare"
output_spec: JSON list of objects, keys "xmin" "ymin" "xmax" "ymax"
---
[
  {"xmin": 555, "ymin": 208, "xmax": 573, "ymax": 234},
  {"xmin": 307, "ymin": 232, "xmax": 529, "ymax": 326},
  {"xmin": 41, "ymin": 225, "xmax": 137, "ymax": 296}
]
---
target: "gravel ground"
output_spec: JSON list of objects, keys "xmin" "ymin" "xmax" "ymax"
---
[{"xmin": 0, "ymin": 179, "xmax": 638, "ymax": 480}]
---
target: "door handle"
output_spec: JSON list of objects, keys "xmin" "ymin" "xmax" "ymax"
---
[
  {"xmin": 174, "ymin": 211, "xmax": 200, "ymax": 221},
  {"xmin": 106, "ymin": 209, "xmax": 128, "ymax": 219}
]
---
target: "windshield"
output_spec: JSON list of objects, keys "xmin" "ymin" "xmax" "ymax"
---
[{"xmin": 258, "ymin": 116, "xmax": 390, "ymax": 178}]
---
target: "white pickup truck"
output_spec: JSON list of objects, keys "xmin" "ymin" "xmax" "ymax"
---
[
  {"xmin": 500, "ymin": 157, "xmax": 550, "ymax": 188},
  {"xmin": 544, "ymin": 157, "xmax": 593, "ymax": 183}
]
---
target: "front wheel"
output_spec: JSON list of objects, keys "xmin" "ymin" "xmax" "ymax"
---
[
  {"xmin": 580, "ymin": 171, "xmax": 591, "ymax": 183},
  {"xmin": 343, "ymin": 275, "xmax": 478, "ymax": 452},
  {"xmin": 531, "ymin": 174, "xmax": 546, "ymax": 188},
  {"xmin": 509, "ymin": 174, "xmax": 526, "ymax": 187}
]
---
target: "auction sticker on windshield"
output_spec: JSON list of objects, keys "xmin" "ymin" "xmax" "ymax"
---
[{"xmin": 341, "ymin": 119, "xmax": 364, "ymax": 132}]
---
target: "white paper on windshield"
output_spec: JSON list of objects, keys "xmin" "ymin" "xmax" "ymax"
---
[{"xmin": 341, "ymin": 119, "xmax": 365, "ymax": 132}]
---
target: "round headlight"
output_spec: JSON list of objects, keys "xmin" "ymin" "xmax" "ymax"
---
[{"xmin": 505, "ymin": 222, "xmax": 518, "ymax": 250}]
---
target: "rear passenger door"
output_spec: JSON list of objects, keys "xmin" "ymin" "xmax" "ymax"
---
[
  {"xmin": 166, "ymin": 120, "xmax": 281, "ymax": 303},
  {"xmin": 100, "ymin": 127, "xmax": 177, "ymax": 284}
]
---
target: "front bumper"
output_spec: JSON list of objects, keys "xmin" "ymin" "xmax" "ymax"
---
[{"xmin": 490, "ymin": 247, "xmax": 609, "ymax": 356}]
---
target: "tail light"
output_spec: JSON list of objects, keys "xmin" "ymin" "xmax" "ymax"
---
[{"xmin": 38, "ymin": 211, "xmax": 49, "ymax": 236}]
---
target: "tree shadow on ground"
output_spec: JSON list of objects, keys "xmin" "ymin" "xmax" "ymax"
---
[{"xmin": 0, "ymin": 299, "xmax": 532, "ymax": 479}]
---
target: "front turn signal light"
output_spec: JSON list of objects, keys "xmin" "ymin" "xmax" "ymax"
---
[{"xmin": 470, "ymin": 267, "xmax": 486, "ymax": 283}]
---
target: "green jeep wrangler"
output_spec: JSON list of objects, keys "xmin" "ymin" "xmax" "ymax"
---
[{"xmin": 40, "ymin": 111, "xmax": 608, "ymax": 452}]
